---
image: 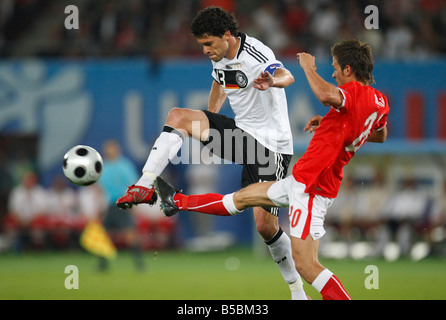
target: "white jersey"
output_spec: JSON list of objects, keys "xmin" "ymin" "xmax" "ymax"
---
[{"xmin": 211, "ymin": 33, "xmax": 293, "ymax": 155}]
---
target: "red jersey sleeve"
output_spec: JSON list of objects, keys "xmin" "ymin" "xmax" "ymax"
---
[
  {"xmin": 373, "ymin": 94, "xmax": 389, "ymax": 130},
  {"xmin": 337, "ymin": 81, "xmax": 358, "ymax": 110}
]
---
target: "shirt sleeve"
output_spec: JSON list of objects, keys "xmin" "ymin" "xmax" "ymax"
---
[
  {"xmin": 374, "ymin": 109, "xmax": 389, "ymax": 131},
  {"xmin": 337, "ymin": 87, "xmax": 347, "ymax": 108},
  {"xmin": 211, "ymin": 61, "xmax": 219, "ymax": 83},
  {"xmin": 336, "ymin": 81, "xmax": 359, "ymax": 110}
]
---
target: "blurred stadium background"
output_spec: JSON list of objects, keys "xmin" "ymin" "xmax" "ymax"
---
[{"xmin": 1, "ymin": 0, "xmax": 446, "ymax": 300}]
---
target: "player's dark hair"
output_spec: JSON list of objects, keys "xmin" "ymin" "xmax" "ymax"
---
[
  {"xmin": 331, "ymin": 39, "xmax": 375, "ymax": 85},
  {"xmin": 190, "ymin": 6, "xmax": 239, "ymax": 38}
]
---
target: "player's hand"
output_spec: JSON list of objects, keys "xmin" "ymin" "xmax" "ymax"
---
[
  {"xmin": 297, "ymin": 52, "xmax": 316, "ymax": 72},
  {"xmin": 304, "ymin": 115, "xmax": 323, "ymax": 133},
  {"xmin": 253, "ymin": 71, "xmax": 274, "ymax": 91}
]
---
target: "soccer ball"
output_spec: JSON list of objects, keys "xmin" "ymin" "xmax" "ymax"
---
[{"xmin": 63, "ymin": 145, "xmax": 103, "ymax": 186}]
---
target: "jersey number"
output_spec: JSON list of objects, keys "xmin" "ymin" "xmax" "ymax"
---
[
  {"xmin": 345, "ymin": 111, "xmax": 378, "ymax": 153},
  {"xmin": 216, "ymin": 69, "xmax": 226, "ymax": 86}
]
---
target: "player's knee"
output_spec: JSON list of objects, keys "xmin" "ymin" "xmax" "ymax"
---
[
  {"xmin": 254, "ymin": 214, "xmax": 278, "ymax": 240},
  {"xmin": 166, "ymin": 108, "xmax": 189, "ymax": 129},
  {"xmin": 256, "ymin": 222, "xmax": 276, "ymax": 240},
  {"xmin": 293, "ymin": 258, "xmax": 312, "ymax": 282}
]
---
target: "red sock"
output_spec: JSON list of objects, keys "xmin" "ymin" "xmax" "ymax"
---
[
  {"xmin": 320, "ymin": 274, "xmax": 351, "ymax": 300},
  {"xmin": 173, "ymin": 193, "xmax": 231, "ymax": 216}
]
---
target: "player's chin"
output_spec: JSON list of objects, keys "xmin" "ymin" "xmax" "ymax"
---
[{"xmin": 210, "ymin": 55, "xmax": 222, "ymax": 62}]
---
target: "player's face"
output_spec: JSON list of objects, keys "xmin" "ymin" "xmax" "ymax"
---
[
  {"xmin": 196, "ymin": 34, "xmax": 229, "ymax": 62},
  {"xmin": 332, "ymin": 57, "xmax": 347, "ymax": 86}
]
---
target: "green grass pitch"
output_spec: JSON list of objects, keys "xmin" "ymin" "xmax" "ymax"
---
[{"xmin": 0, "ymin": 247, "xmax": 445, "ymax": 300}]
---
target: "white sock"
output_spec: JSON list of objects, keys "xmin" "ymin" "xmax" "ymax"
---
[
  {"xmin": 136, "ymin": 172, "xmax": 157, "ymax": 188},
  {"xmin": 136, "ymin": 128, "xmax": 184, "ymax": 188},
  {"xmin": 266, "ymin": 229, "xmax": 308, "ymax": 300},
  {"xmin": 222, "ymin": 193, "xmax": 243, "ymax": 215},
  {"xmin": 311, "ymin": 269, "xmax": 333, "ymax": 293},
  {"xmin": 289, "ymin": 278, "xmax": 308, "ymax": 300}
]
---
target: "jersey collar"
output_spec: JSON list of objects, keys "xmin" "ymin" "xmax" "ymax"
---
[{"xmin": 236, "ymin": 33, "xmax": 246, "ymax": 59}]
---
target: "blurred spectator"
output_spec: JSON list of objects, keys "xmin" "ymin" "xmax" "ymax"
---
[
  {"xmin": 46, "ymin": 175, "xmax": 77, "ymax": 217},
  {"xmin": 428, "ymin": 180, "xmax": 446, "ymax": 256},
  {"xmin": 353, "ymin": 169, "xmax": 391, "ymax": 256},
  {"xmin": 73, "ymin": 183, "xmax": 107, "ymax": 246},
  {"xmin": 184, "ymin": 143, "xmax": 224, "ymax": 251},
  {"xmin": 325, "ymin": 175, "xmax": 359, "ymax": 244},
  {"xmin": 77, "ymin": 184, "xmax": 107, "ymax": 224},
  {"xmin": 383, "ymin": 17, "xmax": 414, "ymax": 59},
  {"xmin": 98, "ymin": 1, "xmax": 118, "ymax": 46},
  {"xmin": 383, "ymin": 177, "xmax": 430, "ymax": 257},
  {"xmin": 5, "ymin": 172, "xmax": 48, "ymax": 251},
  {"xmin": 252, "ymin": 2, "xmax": 288, "ymax": 52},
  {"xmin": 186, "ymin": 162, "xmax": 219, "ymax": 240},
  {"xmin": 45, "ymin": 175, "xmax": 77, "ymax": 249},
  {"xmin": 98, "ymin": 139, "xmax": 145, "ymax": 271},
  {"xmin": 0, "ymin": 0, "xmax": 14, "ymax": 55},
  {"xmin": 358, "ymin": 28, "xmax": 384, "ymax": 57},
  {"xmin": 1, "ymin": 0, "xmax": 46, "ymax": 53},
  {"xmin": 283, "ymin": 1, "xmax": 309, "ymax": 38},
  {"xmin": 0, "ymin": 149, "xmax": 13, "ymax": 220},
  {"xmin": 412, "ymin": 16, "xmax": 438, "ymax": 59},
  {"xmin": 354, "ymin": 170, "xmax": 390, "ymax": 233},
  {"xmin": 310, "ymin": 2, "xmax": 341, "ymax": 42},
  {"xmin": 114, "ymin": 20, "xmax": 138, "ymax": 54}
]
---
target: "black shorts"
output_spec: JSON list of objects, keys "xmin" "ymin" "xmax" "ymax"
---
[{"xmin": 202, "ymin": 110, "xmax": 291, "ymax": 216}]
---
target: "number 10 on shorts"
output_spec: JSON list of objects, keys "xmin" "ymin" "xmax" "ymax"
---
[{"xmin": 289, "ymin": 206, "xmax": 302, "ymax": 228}]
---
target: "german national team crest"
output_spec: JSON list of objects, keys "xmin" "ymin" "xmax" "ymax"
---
[{"xmin": 235, "ymin": 71, "xmax": 248, "ymax": 88}]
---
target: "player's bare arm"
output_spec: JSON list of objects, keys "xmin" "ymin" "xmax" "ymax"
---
[
  {"xmin": 208, "ymin": 80, "xmax": 227, "ymax": 113},
  {"xmin": 366, "ymin": 125, "xmax": 388, "ymax": 143},
  {"xmin": 253, "ymin": 68, "xmax": 295, "ymax": 90},
  {"xmin": 297, "ymin": 52, "xmax": 343, "ymax": 107}
]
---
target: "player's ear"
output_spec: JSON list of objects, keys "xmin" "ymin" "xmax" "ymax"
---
[
  {"xmin": 343, "ymin": 65, "xmax": 353, "ymax": 77},
  {"xmin": 223, "ymin": 30, "xmax": 232, "ymax": 39}
]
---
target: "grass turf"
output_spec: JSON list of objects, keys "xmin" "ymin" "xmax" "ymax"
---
[{"xmin": 0, "ymin": 247, "xmax": 445, "ymax": 300}]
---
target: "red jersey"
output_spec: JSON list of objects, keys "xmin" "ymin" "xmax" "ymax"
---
[{"xmin": 292, "ymin": 81, "xmax": 389, "ymax": 198}]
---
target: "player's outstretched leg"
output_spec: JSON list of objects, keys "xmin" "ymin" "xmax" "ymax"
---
[
  {"xmin": 117, "ymin": 109, "xmax": 211, "ymax": 209},
  {"xmin": 155, "ymin": 177, "xmax": 281, "ymax": 217},
  {"xmin": 154, "ymin": 176, "xmax": 239, "ymax": 217},
  {"xmin": 116, "ymin": 125, "xmax": 185, "ymax": 209},
  {"xmin": 291, "ymin": 235, "xmax": 351, "ymax": 300}
]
